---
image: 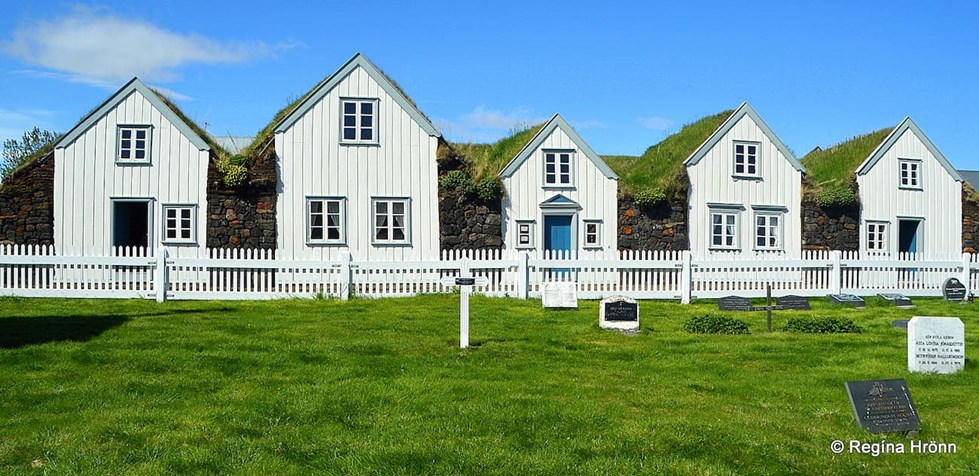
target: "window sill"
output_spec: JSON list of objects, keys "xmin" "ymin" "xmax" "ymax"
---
[
  {"xmin": 115, "ymin": 160, "xmax": 153, "ymax": 166},
  {"xmin": 306, "ymin": 241, "xmax": 347, "ymax": 247},
  {"xmin": 582, "ymin": 245, "xmax": 603, "ymax": 250},
  {"xmin": 372, "ymin": 241, "xmax": 412, "ymax": 247},
  {"xmin": 542, "ymin": 185, "xmax": 576, "ymax": 190},
  {"xmin": 161, "ymin": 241, "xmax": 198, "ymax": 246},
  {"xmin": 515, "ymin": 246, "xmax": 535, "ymax": 250},
  {"xmin": 708, "ymin": 247, "xmax": 741, "ymax": 252},
  {"xmin": 898, "ymin": 186, "xmax": 923, "ymax": 191},
  {"xmin": 340, "ymin": 141, "xmax": 380, "ymax": 147},
  {"xmin": 752, "ymin": 248, "xmax": 784, "ymax": 253},
  {"xmin": 731, "ymin": 175, "xmax": 762, "ymax": 181}
]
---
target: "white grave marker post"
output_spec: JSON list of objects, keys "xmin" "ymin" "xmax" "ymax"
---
[
  {"xmin": 441, "ymin": 275, "xmax": 489, "ymax": 349},
  {"xmin": 907, "ymin": 316, "xmax": 965, "ymax": 374}
]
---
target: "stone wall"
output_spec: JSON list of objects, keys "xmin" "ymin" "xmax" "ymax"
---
[
  {"xmin": 0, "ymin": 155, "xmax": 54, "ymax": 245},
  {"xmin": 801, "ymin": 200, "xmax": 859, "ymax": 251},
  {"xmin": 617, "ymin": 198, "xmax": 688, "ymax": 251},
  {"xmin": 206, "ymin": 147, "xmax": 277, "ymax": 249},
  {"xmin": 962, "ymin": 190, "xmax": 979, "ymax": 253},
  {"xmin": 439, "ymin": 188, "xmax": 502, "ymax": 250}
]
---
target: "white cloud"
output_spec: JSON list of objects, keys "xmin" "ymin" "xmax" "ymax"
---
[
  {"xmin": 0, "ymin": 108, "xmax": 58, "ymax": 144},
  {"xmin": 571, "ymin": 119, "xmax": 606, "ymax": 130},
  {"xmin": 437, "ymin": 105, "xmax": 549, "ymax": 143},
  {"xmin": 638, "ymin": 116, "xmax": 673, "ymax": 130},
  {"xmin": 2, "ymin": 5, "xmax": 272, "ymax": 86}
]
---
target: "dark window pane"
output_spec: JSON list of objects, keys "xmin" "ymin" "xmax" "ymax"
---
[
  {"xmin": 560, "ymin": 164, "xmax": 569, "ymax": 173},
  {"xmin": 344, "ymin": 116, "xmax": 356, "ymax": 127},
  {"xmin": 393, "ymin": 228, "xmax": 405, "ymax": 240},
  {"xmin": 344, "ymin": 102, "xmax": 356, "ymax": 114},
  {"xmin": 560, "ymin": 154, "xmax": 569, "ymax": 163},
  {"xmin": 757, "ymin": 237, "xmax": 764, "ymax": 247},
  {"xmin": 135, "ymin": 150, "xmax": 145, "ymax": 159},
  {"xmin": 327, "ymin": 228, "xmax": 340, "ymax": 240},
  {"xmin": 343, "ymin": 128, "xmax": 356, "ymax": 140},
  {"xmin": 311, "ymin": 228, "xmax": 323, "ymax": 240},
  {"xmin": 560, "ymin": 175, "xmax": 569, "ymax": 184},
  {"xmin": 713, "ymin": 236, "xmax": 721, "ymax": 245},
  {"xmin": 361, "ymin": 102, "xmax": 373, "ymax": 114},
  {"xmin": 311, "ymin": 201, "xmax": 323, "ymax": 213},
  {"xmin": 136, "ymin": 130, "xmax": 146, "ymax": 139},
  {"xmin": 747, "ymin": 145, "xmax": 756, "ymax": 154},
  {"xmin": 545, "ymin": 164, "xmax": 555, "ymax": 173},
  {"xmin": 393, "ymin": 202, "xmax": 404, "ymax": 214},
  {"xmin": 361, "ymin": 129, "xmax": 372, "ymax": 141},
  {"xmin": 181, "ymin": 230, "xmax": 191, "ymax": 239},
  {"xmin": 167, "ymin": 230, "xmax": 176, "ymax": 239},
  {"xmin": 735, "ymin": 144, "xmax": 743, "ymax": 153},
  {"xmin": 362, "ymin": 116, "xmax": 372, "ymax": 127},
  {"xmin": 121, "ymin": 130, "xmax": 131, "ymax": 139},
  {"xmin": 735, "ymin": 164, "xmax": 744, "ymax": 173},
  {"xmin": 182, "ymin": 219, "xmax": 191, "ymax": 229},
  {"xmin": 311, "ymin": 215, "xmax": 323, "ymax": 227},
  {"xmin": 376, "ymin": 228, "xmax": 388, "ymax": 240},
  {"xmin": 121, "ymin": 140, "xmax": 131, "ymax": 149}
]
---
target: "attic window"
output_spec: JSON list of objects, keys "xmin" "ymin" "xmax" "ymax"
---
[
  {"xmin": 341, "ymin": 98, "xmax": 378, "ymax": 144},
  {"xmin": 733, "ymin": 141, "xmax": 759, "ymax": 177},
  {"xmin": 544, "ymin": 150, "xmax": 574, "ymax": 187},
  {"xmin": 117, "ymin": 126, "xmax": 152, "ymax": 163},
  {"xmin": 899, "ymin": 159, "xmax": 921, "ymax": 189}
]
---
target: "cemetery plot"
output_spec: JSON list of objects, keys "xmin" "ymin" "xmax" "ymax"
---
[
  {"xmin": 828, "ymin": 294, "xmax": 865, "ymax": 308},
  {"xmin": 845, "ymin": 379, "xmax": 921, "ymax": 434},
  {"xmin": 718, "ymin": 295, "xmax": 783, "ymax": 312},
  {"xmin": 942, "ymin": 277, "xmax": 967, "ymax": 301},
  {"xmin": 878, "ymin": 293, "xmax": 912, "ymax": 307},
  {"xmin": 600, "ymin": 296, "xmax": 639, "ymax": 331},
  {"xmin": 542, "ymin": 282, "xmax": 578, "ymax": 308},
  {"xmin": 776, "ymin": 295, "xmax": 810, "ymax": 310}
]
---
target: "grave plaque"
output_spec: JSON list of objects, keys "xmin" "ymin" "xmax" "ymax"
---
[
  {"xmin": 878, "ymin": 293, "xmax": 912, "ymax": 307},
  {"xmin": 542, "ymin": 282, "xmax": 578, "ymax": 308},
  {"xmin": 600, "ymin": 296, "xmax": 639, "ymax": 331},
  {"xmin": 718, "ymin": 296, "xmax": 752, "ymax": 311},
  {"xmin": 907, "ymin": 316, "xmax": 965, "ymax": 374},
  {"xmin": 845, "ymin": 379, "xmax": 920, "ymax": 434},
  {"xmin": 776, "ymin": 295, "xmax": 810, "ymax": 310},
  {"xmin": 891, "ymin": 319, "xmax": 909, "ymax": 331},
  {"xmin": 942, "ymin": 278, "xmax": 967, "ymax": 302},
  {"xmin": 829, "ymin": 294, "xmax": 865, "ymax": 308}
]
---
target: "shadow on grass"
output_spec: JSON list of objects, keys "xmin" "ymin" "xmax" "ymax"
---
[{"xmin": 0, "ymin": 315, "xmax": 129, "ymax": 349}]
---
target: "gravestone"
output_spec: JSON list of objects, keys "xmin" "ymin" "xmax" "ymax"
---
[
  {"xmin": 878, "ymin": 293, "xmax": 912, "ymax": 307},
  {"xmin": 542, "ymin": 281, "xmax": 578, "ymax": 308},
  {"xmin": 600, "ymin": 296, "xmax": 639, "ymax": 331},
  {"xmin": 718, "ymin": 296, "xmax": 752, "ymax": 311},
  {"xmin": 845, "ymin": 379, "xmax": 921, "ymax": 434},
  {"xmin": 907, "ymin": 316, "xmax": 965, "ymax": 374},
  {"xmin": 829, "ymin": 294, "xmax": 865, "ymax": 308},
  {"xmin": 891, "ymin": 319, "xmax": 909, "ymax": 331},
  {"xmin": 777, "ymin": 295, "xmax": 810, "ymax": 310},
  {"xmin": 942, "ymin": 278, "xmax": 967, "ymax": 302}
]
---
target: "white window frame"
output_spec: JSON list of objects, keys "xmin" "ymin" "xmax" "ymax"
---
[
  {"xmin": 898, "ymin": 159, "xmax": 922, "ymax": 189},
  {"xmin": 515, "ymin": 220, "xmax": 535, "ymax": 249},
  {"xmin": 709, "ymin": 207, "xmax": 741, "ymax": 250},
  {"xmin": 116, "ymin": 125, "xmax": 152, "ymax": 164},
  {"xmin": 306, "ymin": 197, "xmax": 346, "ymax": 245},
  {"xmin": 372, "ymin": 197, "xmax": 410, "ymax": 245},
  {"xmin": 867, "ymin": 221, "xmax": 889, "ymax": 252},
  {"xmin": 582, "ymin": 219, "xmax": 602, "ymax": 249},
  {"xmin": 543, "ymin": 149, "xmax": 575, "ymax": 188},
  {"xmin": 732, "ymin": 141, "xmax": 760, "ymax": 178},
  {"xmin": 340, "ymin": 98, "xmax": 379, "ymax": 145},
  {"xmin": 753, "ymin": 212, "xmax": 783, "ymax": 251},
  {"xmin": 161, "ymin": 204, "xmax": 197, "ymax": 245}
]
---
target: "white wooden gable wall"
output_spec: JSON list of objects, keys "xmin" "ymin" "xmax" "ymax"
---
[
  {"xmin": 501, "ymin": 125, "xmax": 618, "ymax": 259},
  {"xmin": 856, "ymin": 127, "xmax": 961, "ymax": 255},
  {"xmin": 687, "ymin": 112, "xmax": 803, "ymax": 257},
  {"xmin": 54, "ymin": 90, "xmax": 209, "ymax": 256},
  {"xmin": 275, "ymin": 65, "xmax": 440, "ymax": 260}
]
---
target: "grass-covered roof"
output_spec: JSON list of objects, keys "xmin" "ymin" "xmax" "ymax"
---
[
  {"xmin": 801, "ymin": 128, "xmax": 891, "ymax": 191},
  {"xmin": 606, "ymin": 111, "xmax": 733, "ymax": 197},
  {"xmin": 450, "ymin": 125, "xmax": 544, "ymax": 182},
  {"xmin": 152, "ymin": 91, "xmax": 229, "ymax": 159}
]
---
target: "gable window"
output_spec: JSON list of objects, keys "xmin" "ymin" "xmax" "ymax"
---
[
  {"xmin": 754, "ymin": 213, "xmax": 782, "ymax": 250},
  {"xmin": 867, "ymin": 222, "xmax": 888, "ymax": 251},
  {"xmin": 117, "ymin": 126, "xmax": 152, "ymax": 163},
  {"xmin": 899, "ymin": 159, "xmax": 921, "ymax": 189},
  {"xmin": 516, "ymin": 220, "xmax": 535, "ymax": 249},
  {"xmin": 544, "ymin": 150, "xmax": 573, "ymax": 186},
  {"xmin": 583, "ymin": 220, "xmax": 602, "ymax": 249},
  {"xmin": 733, "ymin": 141, "xmax": 760, "ymax": 177},
  {"xmin": 709, "ymin": 208, "xmax": 740, "ymax": 250},
  {"xmin": 307, "ymin": 197, "xmax": 346, "ymax": 244},
  {"xmin": 162, "ymin": 205, "xmax": 195, "ymax": 244},
  {"xmin": 341, "ymin": 99, "xmax": 378, "ymax": 143},
  {"xmin": 373, "ymin": 198, "xmax": 410, "ymax": 244}
]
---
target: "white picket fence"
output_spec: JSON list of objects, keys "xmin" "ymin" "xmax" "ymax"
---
[{"xmin": 0, "ymin": 245, "xmax": 975, "ymax": 302}]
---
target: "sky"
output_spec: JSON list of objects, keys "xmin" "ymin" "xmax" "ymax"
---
[{"xmin": 1, "ymin": 1, "xmax": 978, "ymax": 168}]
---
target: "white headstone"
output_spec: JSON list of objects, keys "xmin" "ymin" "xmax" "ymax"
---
[
  {"xmin": 541, "ymin": 281, "xmax": 577, "ymax": 308},
  {"xmin": 907, "ymin": 316, "xmax": 965, "ymax": 374},
  {"xmin": 600, "ymin": 295, "xmax": 639, "ymax": 331}
]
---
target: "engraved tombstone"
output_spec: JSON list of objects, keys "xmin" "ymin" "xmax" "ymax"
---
[
  {"xmin": 718, "ymin": 296, "xmax": 752, "ymax": 311},
  {"xmin": 878, "ymin": 293, "xmax": 912, "ymax": 307},
  {"xmin": 600, "ymin": 295, "xmax": 639, "ymax": 331},
  {"xmin": 845, "ymin": 379, "xmax": 921, "ymax": 434},
  {"xmin": 776, "ymin": 295, "xmax": 810, "ymax": 310},
  {"xmin": 542, "ymin": 281, "xmax": 578, "ymax": 308},
  {"xmin": 942, "ymin": 278, "xmax": 967, "ymax": 302},
  {"xmin": 907, "ymin": 316, "xmax": 965, "ymax": 374},
  {"xmin": 829, "ymin": 294, "xmax": 865, "ymax": 308}
]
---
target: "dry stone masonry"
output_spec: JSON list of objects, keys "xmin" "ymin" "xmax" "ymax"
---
[
  {"xmin": 438, "ymin": 188, "xmax": 502, "ymax": 250},
  {"xmin": 206, "ymin": 150, "xmax": 276, "ymax": 249},
  {"xmin": 0, "ymin": 155, "xmax": 54, "ymax": 245},
  {"xmin": 617, "ymin": 198, "xmax": 688, "ymax": 251}
]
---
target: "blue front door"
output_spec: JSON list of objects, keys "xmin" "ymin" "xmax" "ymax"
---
[{"xmin": 543, "ymin": 215, "xmax": 573, "ymax": 256}]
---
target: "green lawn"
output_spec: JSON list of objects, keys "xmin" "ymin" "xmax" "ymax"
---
[{"xmin": 1, "ymin": 295, "xmax": 977, "ymax": 475}]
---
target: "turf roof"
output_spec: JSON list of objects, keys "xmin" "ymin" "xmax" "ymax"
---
[{"xmin": 801, "ymin": 128, "xmax": 891, "ymax": 191}]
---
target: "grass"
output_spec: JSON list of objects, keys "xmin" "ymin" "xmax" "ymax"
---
[
  {"xmin": 801, "ymin": 128, "xmax": 891, "ymax": 193},
  {"xmin": 1, "ymin": 295, "xmax": 977, "ymax": 474},
  {"xmin": 451, "ymin": 125, "xmax": 544, "ymax": 181},
  {"xmin": 602, "ymin": 111, "xmax": 731, "ymax": 198}
]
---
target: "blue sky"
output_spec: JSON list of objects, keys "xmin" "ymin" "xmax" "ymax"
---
[{"xmin": 1, "ymin": 1, "xmax": 977, "ymax": 168}]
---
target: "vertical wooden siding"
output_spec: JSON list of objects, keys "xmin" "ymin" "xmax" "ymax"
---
[
  {"xmin": 856, "ymin": 128, "xmax": 962, "ymax": 255},
  {"xmin": 501, "ymin": 126, "xmax": 618, "ymax": 260},
  {"xmin": 53, "ymin": 90, "xmax": 208, "ymax": 257},
  {"xmin": 687, "ymin": 114, "xmax": 803, "ymax": 258},
  {"xmin": 275, "ymin": 66, "xmax": 440, "ymax": 261}
]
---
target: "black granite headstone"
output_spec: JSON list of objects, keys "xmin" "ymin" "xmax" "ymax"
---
[
  {"xmin": 878, "ymin": 293, "xmax": 912, "ymax": 307},
  {"xmin": 603, "ymin": 300, "xmax": 638, "ymax": 322},
  {"xmin": 942, "ymin": 278, "xmax": 967, "ymax": 302},
  {"xmin": 777, "ymin": 295, "xmax": 810, "ymax": 310},
  {"xmin": 829, "ymin": 294, "xmax": 865, "ymax": 308},
  {"xmin": 845, "ymin": 379, "xmax": 920, "ymax": 434},
  {"xmin": 718, "ymin": 296, "xmax": 752, "ymax": 311}
]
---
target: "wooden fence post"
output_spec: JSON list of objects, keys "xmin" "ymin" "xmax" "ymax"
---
[
  {"xmin": 830, "ymin": 250, "xmax": 842, "ymax": 295},
  {"xmin": 961, "ymin": 252, "xmax": 972, "ymax": 297},
  {"xmin": 517, "ymin": 252, "xmax": 529, "ymax": 299},
  {"xmin": 680, "ymin": 251, "xmax": 692, "ymax": 304},
  {"xmin": 338, "ymin": 251, "xmax": 352, "ymax": 300},
  {"xmin": 155, "ymin": 247, "xmax": 168, "ymax": 303}
]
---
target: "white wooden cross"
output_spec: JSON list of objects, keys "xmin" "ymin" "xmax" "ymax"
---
[{"xmin": 440, "ymin": 275, "xmax": 489, "ymax": 348}]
